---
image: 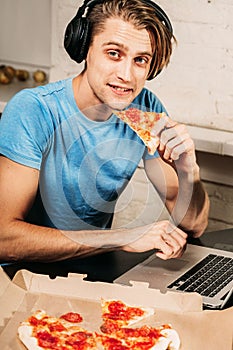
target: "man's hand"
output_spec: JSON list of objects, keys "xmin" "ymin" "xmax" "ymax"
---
[
  {"xmin": 123, "ymin": 220, "xmax": 188, "ymax": 260},
  {"xmin": 147, "ymin": 116, "xmax": 209, "ymax": 238},
  {"xmin": 152, "ymin": 116, "xmax": 197, "ymax": 174}
]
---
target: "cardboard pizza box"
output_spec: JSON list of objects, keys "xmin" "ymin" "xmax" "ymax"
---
[{"xmin": 0, "ymin": 267, "xmax": 232, "ymax": 349}]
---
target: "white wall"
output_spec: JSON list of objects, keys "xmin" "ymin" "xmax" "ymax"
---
[
  {"xmin": 1, "ymin": 0, "xmax": 232, "ymax": 130},
  {"xmin": 49, "ymin": 0, "xmax": 84, "ymax": 82},
  {"xmin": 51, "ymin": 0, "xmax": 233, "ymax": 132},
  {"xmin": 148, "ymin": 1, "xmax": 233, "ymax": 132},
  {"xmin": 0, "ymin": 0, "xmax": 52, "ymax": 69}
]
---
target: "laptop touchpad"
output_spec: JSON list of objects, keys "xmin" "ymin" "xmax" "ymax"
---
[{"xmin": 145, "ymin": 257, "xmax": 189, "ymax": 272}]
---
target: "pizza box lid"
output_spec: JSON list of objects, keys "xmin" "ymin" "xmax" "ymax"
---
[
  {"xmin": 0, "ymin": 267, "xmax": 232, "ymax": 349},
  {"xmin": 1, "ymin": 266, "xmax": 202, "ymax": 311}
]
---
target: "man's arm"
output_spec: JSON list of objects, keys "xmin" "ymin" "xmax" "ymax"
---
[
  {"xmin": 0, "ymin": 156, "xmax": 187, "ymax": 262},
  {"xmin": 144, "ymin": 119, "xmax": 210, "ymax": 237},
  {"xmin": 0, "ymin": 156, "xmax": 107, "ymax": 261}
]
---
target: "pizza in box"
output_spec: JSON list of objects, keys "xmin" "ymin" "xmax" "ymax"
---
[{"xmin": 18, "ymin": 299, "xmax": 180, "ymax": 349}]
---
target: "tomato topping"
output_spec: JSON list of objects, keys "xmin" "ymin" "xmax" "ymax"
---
[
  {"xmin": 37, "ymin": 330, "xmax": 58, "ymax": 348},
  {"xmin": 154, "ymin": 113, "xmax": 162, "ymax": 121},
  {"xmin": 100, "ymin": 320, "xmax": 121, "ymax": 334},
  {"xmin": 67, "ymin": 331, "xmax": 92, "ymax": 342},
  {"xmin": 65, "ymin": 332, "xmax": 94, "ymax": 350},
  {"xmin": 131, "ymin": 339, "xmax": 155, "ymax": 349},
  {"xmin": 102, "ymin": 336, "xmax": 129, "ymax": 350},
  {"xmin": 104, "ymin": 301, "xmax": 144, "ymax": 321},
  {"xmin": 60, "ymin": 312, "xmax": 83, "ymax": 323},
  {"xmin": 125, "ymin": 108, "xmax": 141, "ymax": 123},
  {"xmin": 29, "ymin": 316, "xmax": 47, "ymax": 327},
  {"xmin": 122, "ymin": 325, "xmax": 161, "ymax": 339},
  {"xmin": 49, "ymin": 322, "xmax": 67, "ymax": 332}
]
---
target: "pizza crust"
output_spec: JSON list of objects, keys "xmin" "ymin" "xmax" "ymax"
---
[
  {"xmin": 160, "ymin": 328, "xmax": 181, "ymax": 350},
  {"xmin": 18, "ymin": 324, "xmax": 43, "ymax": 350}
]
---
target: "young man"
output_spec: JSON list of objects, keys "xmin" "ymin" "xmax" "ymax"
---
[{"xmin": 0, "ymin": 0, "xmax": 209, "ymax": 262}]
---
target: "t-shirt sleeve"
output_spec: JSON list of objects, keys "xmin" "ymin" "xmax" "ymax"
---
[{"xmin": 0, "ymin": 89, "xmax": 51, "ymax": 169}]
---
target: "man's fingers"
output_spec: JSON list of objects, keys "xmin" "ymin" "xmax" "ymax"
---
[
  {"xmin": 151, "ymin": 117, "xmax": 167, "ymax": 137},
  {"xmin": 156, "ymin": 226, "xmax": 188, "ymax": 259}
]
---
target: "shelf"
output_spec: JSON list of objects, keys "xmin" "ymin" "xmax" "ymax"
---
[
  {"xmin": 0, "ymin": 80, "xmax": 36, "ymax": 112},
  {"xmin": 187, "ymin": 125, "xmax": 233, "ymax": 157}
]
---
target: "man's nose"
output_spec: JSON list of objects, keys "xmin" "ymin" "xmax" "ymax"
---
[{"xmin": 116, "ymin": 59, "xmax": 133, "ymax": 82}]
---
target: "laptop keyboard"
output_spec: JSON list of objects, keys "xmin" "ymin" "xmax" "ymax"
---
[{"xmin": 167, "ymin": 254, "xmax": 233, "ymax": 297}]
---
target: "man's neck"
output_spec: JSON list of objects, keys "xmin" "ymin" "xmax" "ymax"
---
[{"xmin": 72, "ymin": 73, "xmax": 112, "ymax": 122}]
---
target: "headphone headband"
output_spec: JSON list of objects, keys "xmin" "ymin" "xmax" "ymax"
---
[
  {"xmin": 76, "ymin": 0, "xmax": 103, "ymax": 17},
  {"xmin": 64, "ymin": 0, "xmax": 173, "ymax": 75},
  {"xmin": 141, "ymin": 0, "xmax": 173, "ymax": 35}
]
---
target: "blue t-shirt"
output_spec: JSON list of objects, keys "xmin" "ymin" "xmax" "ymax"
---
[{"xmin": 0, "ymin": 78, "xmax": 167, "ymax": 230}]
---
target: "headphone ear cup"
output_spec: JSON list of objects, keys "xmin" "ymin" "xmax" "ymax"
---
[{"xmin": 64, "ymin": 17, "xmax": 91, "ymax": 63}]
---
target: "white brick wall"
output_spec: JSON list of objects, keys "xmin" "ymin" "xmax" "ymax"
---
[
  {"xmin": 50, "ymin": 0, "xmax": 84, "ymax": 82},
  {"xmin": 2, "ymin": 1, "xmax": 232, "ymax": 130},
  {"xmin": 146, "ymin": 1, "xmax": 233, "ymax": 131},
  {"xmin": 51, "ymin": 0, "xmax": 233, "ymax": 132}
]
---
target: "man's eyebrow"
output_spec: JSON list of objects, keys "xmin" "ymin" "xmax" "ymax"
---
[
  {"xmin": 102, "ymin": 41, "xmax": 128, "ymax": 50},
  {"xmin": 102, "ymin": 41, "xmax": 153, "ymax": 57}
]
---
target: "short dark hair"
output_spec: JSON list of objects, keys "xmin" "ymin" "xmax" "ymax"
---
[{"xmin": 87, "ymin": 0, "xmax": 176, "ymax": 80}]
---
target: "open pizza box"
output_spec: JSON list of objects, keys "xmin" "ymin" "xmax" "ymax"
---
[{"xmin": 0, "ymin": 266, "xmax": 232, "ymax": 349}]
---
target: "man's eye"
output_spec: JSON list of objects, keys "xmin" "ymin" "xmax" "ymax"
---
[
  {"xmin": 108, "ymin": 50, "xmax": 120, "ymax": 59},
  {"xmin": 135, "ymin": 57, "xmax": 148, "ymax": 65}
]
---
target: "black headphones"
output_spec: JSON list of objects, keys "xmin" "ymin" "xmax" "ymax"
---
[{"xmin": 64, "ymin": 0, "xmax": 173, "ymax": 67}]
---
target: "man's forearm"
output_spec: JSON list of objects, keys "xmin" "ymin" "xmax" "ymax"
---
[
  {"xmin": 0, "ymin": 219, "xmax": 140, "ymax": 262},
  {"xmin": 0, "ymin": 217, "xmax": 191, "ymax": 262},
  {"xmin": 0, "ymin": 220, "xmax": 111, "ymax": 262},
  {"xmin": 171, "ymin": 164, "xmax": 210, "ymax": 237}
]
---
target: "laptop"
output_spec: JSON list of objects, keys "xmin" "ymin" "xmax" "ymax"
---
[{"xmin": 114, "ymin": 243, "xmax": 233, "ymax": 309}]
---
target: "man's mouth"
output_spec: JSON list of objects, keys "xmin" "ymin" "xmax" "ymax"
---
[{"xmin": 108, "ymin": 84, "xmax": 133, "ymax": 93}]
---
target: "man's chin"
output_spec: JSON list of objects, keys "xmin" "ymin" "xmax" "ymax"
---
[{"xmin": 107, "ymin": 101, "xmax": 131, "ymax": 111}]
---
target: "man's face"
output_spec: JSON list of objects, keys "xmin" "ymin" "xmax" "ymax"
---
[{"xmin": 85, "ymin": 18, "xmax": 153, "ymax": 110}]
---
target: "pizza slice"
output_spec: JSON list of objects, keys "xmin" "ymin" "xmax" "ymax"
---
[
  {"xmin": 100, "ymin": 299, "xmax": 154, "ymax": 329},
  {"xmin": 100, "ymin": 300, "xmax": 180, "ymax": 350},
  {"xmin": 97, "ymin": 324, "xmax": 180, "ymax": 350},
  {"xmin": 114, "ymin": 108, "xmax": 166, "ymax": 155},
  {"xmin": 18, "ymin": 309, "xmax": 96, "ymax": 350},
  {"xmin": 17, "ymin": 301, "xmax": 180, "ymax": 350}
]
